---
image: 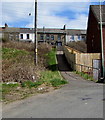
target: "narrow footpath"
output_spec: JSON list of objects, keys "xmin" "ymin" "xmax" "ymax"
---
[{"xmin": 2, "ymin": 51, "xmax": 104, "ymax": 118}]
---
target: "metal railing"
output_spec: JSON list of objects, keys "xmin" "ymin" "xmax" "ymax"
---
[{"xmin": 69, "ymin": 61, "xmax": 101, "ymax": 80}]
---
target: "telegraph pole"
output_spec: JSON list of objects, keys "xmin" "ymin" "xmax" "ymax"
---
[
  {"xmin": 34, "ymin": 0, "xmax": 38, "ymax": 65},
  {"xmin": 100, "ymin": 0, "xmax": 105, "ymax": 79},
  {"xmin": 43, "ymin": 26, "xmax": 45, "ymax": 43}
]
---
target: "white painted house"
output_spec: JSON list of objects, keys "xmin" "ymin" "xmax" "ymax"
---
[
  {"xmin": 66, "ymin": 29, "xmax": 86, "ymax": 44},
  {"xmin": 19, "ymin": 28, "xmax": 34, "ymax": 42}
]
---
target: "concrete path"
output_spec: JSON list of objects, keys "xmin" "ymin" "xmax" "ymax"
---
[{"xmin": 2, "ymin": 51, "xmax": 104, "ymax": 118}]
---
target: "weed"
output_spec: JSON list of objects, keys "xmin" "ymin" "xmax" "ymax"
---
[
  {"xmin": 50, "ymin": 78, "xmax": 68, "ymax": 87},
  {"xmin": 41, "ymin": 49, "xmax": 68, "ymax": 87},
  {"xmin": 2, "ymin": 48, "xmax": 29, "ymax": 60},
  {"xmin": 21, "ymin": 81, "xmax": 43, "ymax": 88},
  {"xmin": 2, "ymin": 83, "xmax": 19, "ymax": 94},
  {"xmin": 75, "ymin": 71, "xmax": 94, "ymax": 81}
]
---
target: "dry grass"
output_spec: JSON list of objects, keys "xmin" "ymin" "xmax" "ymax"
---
[
  {"xmin": 2, "ymin": 41, "xmax": 34, "ymax": 52},
  {"xmin": 2, "ymin": 41, "xmax": 52, "ymax": 83},
  {"xmin": 1, "ymin": 42, "xmax": 68, "ymax": 103}
]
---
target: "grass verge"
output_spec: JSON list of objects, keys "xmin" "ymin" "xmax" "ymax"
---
[
  {"xmin": 40, "ymin": 48, "xmax": 68, "ymax": 87},
  {"xmin": 74, "ymin": 71, "xmax": 97, "ymax": 82}
]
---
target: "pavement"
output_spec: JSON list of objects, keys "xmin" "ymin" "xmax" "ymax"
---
[{"xmin": 2, "ymin": 51, "xmax": 104, "ymax": 119}]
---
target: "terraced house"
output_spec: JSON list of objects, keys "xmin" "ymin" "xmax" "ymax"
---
[
  {"xmin": 1, "ymin": 23, "xmax": 20, "ymax": 41},
  {"xmin": 19, "ymin": 28, "xmax": 66, "ymax": 46},
  {"xmin": 1, "ymin": 24, "xmax": 86, "ymax": 46},
  {"xmin": 66, "ymin": 29, "xmax": 86, "ymax": 44}
]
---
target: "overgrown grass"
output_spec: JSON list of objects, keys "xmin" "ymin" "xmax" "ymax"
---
[
  {"xmin": 47, "ymin": 48, "xmax": 56, "ymax": 65},
  {"xmin": 41, "ymin": 49, "xmax": 68, "ymax": 87},
  {"xmin": 1, "ymin": 82, "xmax": 38, "ymax": 103},
  {"xmin": 2, "ymin": 83, "xmax": 20, "ymax": 94},
  {"xmin": 75, "ymin": 71, "xmax": 95, "ymax": 81},
  {"xmin": 2, "ymin": 47, "xmax": 29, "ymax": 60},
  {"xmin": 1, "ymin": 45, "xmax": 68, "ymax": 103},
  {"xmin": 2, "ymin": 47, "xmax": 37, "ymax": 82},
  {"xmin": 50, "ymin": 78, "xmax": 68, "ymax": 87},
  {"xmin": 21, "ymin": 81, "xmax": 43, "ymax": 88}
]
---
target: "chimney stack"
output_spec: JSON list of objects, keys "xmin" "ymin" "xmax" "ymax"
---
[{"xmin": 5, "ymin": 23, "xmax": 8, "ymax": 28}]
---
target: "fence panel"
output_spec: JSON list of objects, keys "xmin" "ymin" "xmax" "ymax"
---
[{"xmin": 63, "ymin": 46, "xmax": 101, "ymax": 80}]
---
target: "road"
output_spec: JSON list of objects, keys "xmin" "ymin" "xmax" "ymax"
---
[{"xmin": 2, "ymin": 51, "xmax": 104, "ymax": 118}]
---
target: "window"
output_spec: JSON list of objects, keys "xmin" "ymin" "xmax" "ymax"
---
[
  {"xmin": 51, "ymin": 35, "xmax": 54, "ymax": 40},
  {"xmin": 78, "ymin": 35, "xmax": 81, "ymax": 40},
  {"xmin": 82, "ymin": 35, "xmax": 86, "ymax": 40},
  {"xmin": 71, "ymin": 35, "xmax": 74, "ymax": 40},
  {"xmin": 27, "ymin": 34, "xmax": 30, "ymax": 39},
  {"xmin": 20, "ymin": 34, "xmax": 23, "ymax": 39},
  {"xmin": 46, "ymin": 34, "xmax": 50, "ymax": 40},
  {"xmin": 40, "ymin": 34, "xmax": 44, "ymax": 40},
  {"xmin": 58, "ymin": 35, "xmax": 61, "ymax": 40}
]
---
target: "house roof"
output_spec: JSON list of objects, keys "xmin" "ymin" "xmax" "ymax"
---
[
  {"xmin": 20, "ymin": 28, "xmax": 34, "ymax": 33},
  {"xmin": 91, "ymin": 5, "xmax": 105, "ymax": 24},
  {"xmin": 20, "ymin": 28, "xmax": 86, "ymax": 35},
  {"xmin": 20, "ymin": 28, "xmax": 65, "ymax": 34},
  {"xmin": 3, "ymin": 27, "xmax": 20, "ymax": 32},
  {"xmin": 38, "ymin": 28, "xmax": 65, "ymax": 34},
  {"xmin": 66, "ymin": 29, "xmax": 86, "ymax": 35},
  {"xmin": 1, "ymin": 27, "xmax": 86, "ymax": 35}
]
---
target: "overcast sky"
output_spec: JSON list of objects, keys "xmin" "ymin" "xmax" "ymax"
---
[{"xmin": 1, "ymin": 0, "xmax": 104, "ymax": 29}]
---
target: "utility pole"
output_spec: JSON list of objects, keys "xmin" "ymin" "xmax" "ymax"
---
[
  {"xmin": 43, "ymin": 26, "xmax": 45, "ymax": 43},
  {"xmin": 34, "ymin": 0, "xmax": 38, "ymax": 65},
  {"xmin": 63, "ymin": 24, "xmax": 66, "ymax": 45},
  {"xmin": 100, "ymin": 0, "xmax": 105, "ymax": 79}
]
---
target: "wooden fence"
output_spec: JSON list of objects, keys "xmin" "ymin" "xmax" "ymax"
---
[{"xmin": 63, "ymin": 46, "xmax": 101, "ymax": 80}]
